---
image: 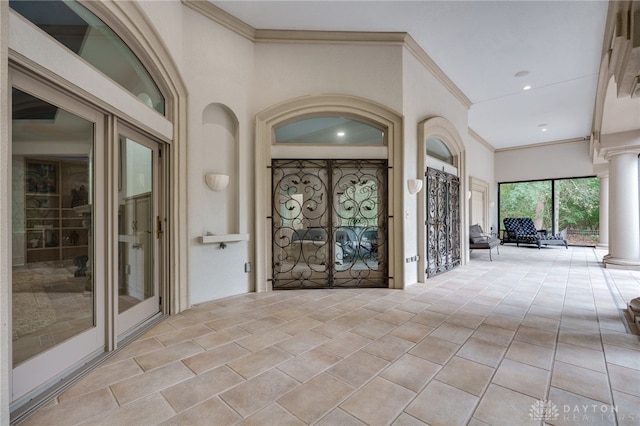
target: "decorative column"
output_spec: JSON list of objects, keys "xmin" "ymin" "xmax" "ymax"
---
[
  {"xmin": 597, "ymin": 173, "xmax": 609, "ymax": 248},
  {"xmin": 603, "ymin": 149, "xmax": 640, "ymax": 269}
]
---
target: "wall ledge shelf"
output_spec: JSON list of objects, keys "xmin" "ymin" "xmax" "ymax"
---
[{"xmin": 199, "ymin": 233, "xmax": 249, "ymax": 244}]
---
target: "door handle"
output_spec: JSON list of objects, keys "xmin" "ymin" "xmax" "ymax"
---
[{"xmin": 156, "ymin": 216, "xmax": 163, "ymax": 239}]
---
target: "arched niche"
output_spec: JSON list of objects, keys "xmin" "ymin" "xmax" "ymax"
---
[{"xmin": 202, "ymin": 103, "xmax": 239, "ymax": 234}]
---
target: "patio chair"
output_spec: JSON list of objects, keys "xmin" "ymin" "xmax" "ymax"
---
[
  {"xmin": 502, "ymin": 217, "xmax": 568, "ymax": 249},
  {"xmin": 469, "ymin": 224, "xmax": 501, "ymax": 260}
]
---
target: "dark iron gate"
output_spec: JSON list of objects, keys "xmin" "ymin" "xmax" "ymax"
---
[
  {"xmin": 271, "ymin": 159, "xmax": 388, "ymax": 289},
  {"xmin": 426, "ymin": 167, "xmax": 460, "ymax": 277}
]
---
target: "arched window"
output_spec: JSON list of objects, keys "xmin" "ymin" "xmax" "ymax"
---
[
  {"xmin": 10, "ymin": 0, "xmax": 165, "ymax": 114},
  {"xmin": 426, "ymin": 136, "xmax": 454, "ymax": 165},
  {"xmin": 275, "ymin": 116, "xmax": 386, "ymax": 145}
]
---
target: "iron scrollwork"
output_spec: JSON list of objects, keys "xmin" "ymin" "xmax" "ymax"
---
[
  {"xmin": 426, "ymin": 167, "xmax": 460, "ymax": 277},
  {"xmin": 271, "ymin": 159, "xmax": 387, "ymax": 289}
]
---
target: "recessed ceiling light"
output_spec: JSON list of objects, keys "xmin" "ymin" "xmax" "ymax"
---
[
  {"xmin": 337, "ymin": 131, "xmax": 345, "ymax": 137},
  {"xmin": 541, "ymin": 128, "xmax": 548, "ymax": 132},
  {"xmin": 523, "ymin": 85, "xmax": 532, "ymax": 91},
  {"xmin": 515, "ymin": 70, "xmax": 530, "ymax": 77}
]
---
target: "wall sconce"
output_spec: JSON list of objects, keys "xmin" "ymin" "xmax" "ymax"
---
[
  {"xmin": 205, "ymin": 173, "xmax": 229, "ymax": 191},
  {"xmin": 407, "ymin": 179, "xmax": 423, "ymax": 195},
  {"xmin": 467, "ymin": 191, "xmax": 472, "ymax": 200}
]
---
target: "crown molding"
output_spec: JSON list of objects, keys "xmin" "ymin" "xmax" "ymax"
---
[
  {"xmin": 181, "ymin": 0, "xmax": 255, "ymax": 41},
  {"xmin": 254, "ymin": 29, "xmax": 407, "ymax": 46},
  {"xmin": 403, "ymin": 35, "xmax": 472, "ymax": 109},
  {"xmin": 468, "ymin": 128, "xmax": 495, "ymax": 152},
  {"xmin": 181, "ymin": 1, "xmax": 472, "ymax": 110},
  {"xmin": 495, "ymin": 137, "xmax": 587, "ymax": 153}
]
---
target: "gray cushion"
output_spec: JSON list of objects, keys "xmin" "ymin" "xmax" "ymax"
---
[{"xmin": 469, "ymin": 224, "xmax": 484, "ymax": 239}]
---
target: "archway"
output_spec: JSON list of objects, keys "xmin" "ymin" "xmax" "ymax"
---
[
  {"xmin": 417, "ymin": 117, "xmax": 467, "ymax": 280},
  {"xmin": 255, "ymin": 94, "xmax": 404, "ymax": 290}
]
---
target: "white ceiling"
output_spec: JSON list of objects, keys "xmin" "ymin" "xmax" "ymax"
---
[{"xmin": 212, "ymin": 0, "xmax": 609, "ymax": 150}]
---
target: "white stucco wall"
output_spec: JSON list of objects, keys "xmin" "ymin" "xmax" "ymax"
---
[
  {"xmin": 253, "ymin": 43, "xmax": 403, "ymax": 113},
  {"xmin": 141, "ymin": 3, "xmax": 257, "ymax": 304},
  {"xmin": 495, "ymin": 139, "xmax": 594, "ymax": 183},
  {"xmin": 401, "ymin": 49, "xmax": 472, "ymax": 284},
  {"xmin": 466, "ymin": 134, "xmax": 497, "ymax": 231}
]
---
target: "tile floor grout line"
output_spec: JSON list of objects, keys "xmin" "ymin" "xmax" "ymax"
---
[{"xmin": 593, "ymin": 248, "xmax": 634, "ymax": 335}]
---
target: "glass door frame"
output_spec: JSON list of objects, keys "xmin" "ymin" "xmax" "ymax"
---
[
  {"xmin": 112, "ymin": 122, "xmax": 164, "ymax": 343},
  {"xmin": 9, "ymin": 70, "xmax": 106, "ymax": 406}
]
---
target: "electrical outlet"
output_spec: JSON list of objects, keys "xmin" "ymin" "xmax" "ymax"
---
[{"xmin": 244, "ymin": 262, "xmax": 251, "ymax": 273}]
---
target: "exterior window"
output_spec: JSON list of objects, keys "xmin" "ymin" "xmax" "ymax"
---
[
  {"xmin": 426, "ymin": 137, "xmax": 453, "ymax": 165},
  {"xmin": 10, "ymin": 0, "xmax": 165, "ymax": 114},
  {"xmin": 275, "ymin": 116, "xmax": 385, "ymax": 145},
  {"xmin": 499, "ymin": 177, "xmax": 600, "ymax": 246}
]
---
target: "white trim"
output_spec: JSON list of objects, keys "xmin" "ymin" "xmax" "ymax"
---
[
  {"xmin": 418, "ymin": 117, "xmax": 468, "ymax": 280},
  {"xmin": 469, "ymin": 176, "xmax": 490, "ymax": 232},
  {"xmin": 1, "ymin": 3, "xmax": 12, "ymax": 422},
  {"xmin": 9, "ymin": 12, "xmax": 172, "ymax": 142},
  {"xmin": 10, "ymin": 71, "xmax": 107, "ymax": 404},
  {"xmin": 255, "ymin": 94, "xmax": 404, "ymax": 291}
]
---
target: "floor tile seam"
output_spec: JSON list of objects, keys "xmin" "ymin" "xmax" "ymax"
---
[
  {"xmin": 321, "ymin": 360, "xmax": 389, "ymax": 395},
  {"xmin": 157, "ymin": 370, "xmax": 247, "ymax": 415},
  {"xmin": 217, "ymin": 387, "xmax": 255, "ymax": 421},
  {"xmin": 226, "ymin": 352, "xmax": 296, "ymax": 380},
  {"xmin": 548, "ymin": 378, "xmax": 615, "ymax": 407},
  {"xmin": 552, "ymin": 358, "xmax": 612, "ymax": 386},
  {"xmin": 592, "ymin": 248, "xmax": 635, "ymax": 335},
  {"xmin": 332, "ymin": 375, "xmax": 419, "ymax": 426},
  {"xmin": 72, "ymin": 385, "xmax": 141, "ymax": 426},
  {"xmin": 425, "ymin": 320, "xmax": 511, "ymax": 414},
  {"xmin": 151, "ymin": 335, "xmax": 214, "ymax": 358},
  {"xmin": 272, "ymin": 400, "xmax": 315, "ymax": 425},
  {"xmin": 430, "ymin": 372, "xmax": 492, "ymax": 400},
  {"xmin": 603, "ymin": 363, "xmax": 633, "ymax": 426},
  {"xmin": 276, "ymin": 367, "xmax": 378, "ymax": 422},
  {"xmin": 520, "ymin": 264, "xmax": 565, "ymax": 407},
  {"xmin": 387, "ymin": 410, "xmax": 425, "ymax": 426},
  {"xmin": 108, "ymin": 362, "xmax": 197, "ymax": 408}
]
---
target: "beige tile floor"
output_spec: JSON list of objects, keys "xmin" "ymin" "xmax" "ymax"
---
[{"xmin": 19, "ymin": 245, "xmax": 640, "ymax": 425}]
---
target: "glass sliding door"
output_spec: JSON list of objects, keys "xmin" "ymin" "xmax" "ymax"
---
[
  {"xmin": 499, "ymin": 177, "xmax": 600, "ymax": 246},
  {"xmin": 11, "ymin": 75, "xmax": 105, "ymax": 403},
  {"xmin": 499, "ymin": 180, "xmax": 552, "ymax": 234},
  {"xmin": 555, "ymin": 177, "xmax": 600, "ymax": 245},
  {"xmin": 117, "ymin": 130, "xmax": 161, "ymax": 337}
]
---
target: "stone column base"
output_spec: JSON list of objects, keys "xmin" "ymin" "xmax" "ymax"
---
[{"xmin": 603, "ymin": 254, "xmax": 640, "ymax": 270}]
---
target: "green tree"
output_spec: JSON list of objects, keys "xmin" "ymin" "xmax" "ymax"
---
[
  {"xmin": 556, "ymin": 178, "xmax": 599, "ymax": 230},
  {"xmin": 500, "ymin": 181, "xmax": 551, "ymax": 229}
]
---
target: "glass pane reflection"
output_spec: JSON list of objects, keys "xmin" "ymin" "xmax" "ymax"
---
[
  {"xmin": 10, "ymin": 0, "xmax": 165, "ymax": 114},
  {"xmin": 118, "ymin": 137, "xmax": 154, "ymax": 314},
  {"xmin": 12, "ymin": 88, "xmax": 94, "ymax": 366}
]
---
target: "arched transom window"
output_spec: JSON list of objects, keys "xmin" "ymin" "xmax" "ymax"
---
[
  {"xmin": 10, "ymin": 0, "xmax": 165, "ymax": 114},
  {"xmin": 426, "ymin": 136, "xmax": 454, "ymax": 165},
  {"xmin": 275, "ymin": 116, "xmax": 386, "ymax": 145}
]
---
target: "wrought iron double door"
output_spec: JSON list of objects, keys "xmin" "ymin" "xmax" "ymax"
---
[
  {"xmin": 272, "ymin": 159, "xmax": 388, "ymax": 289},
  {"xmin": 426, "ymin": 167, "xmax": 460, "ymax": 277}
]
